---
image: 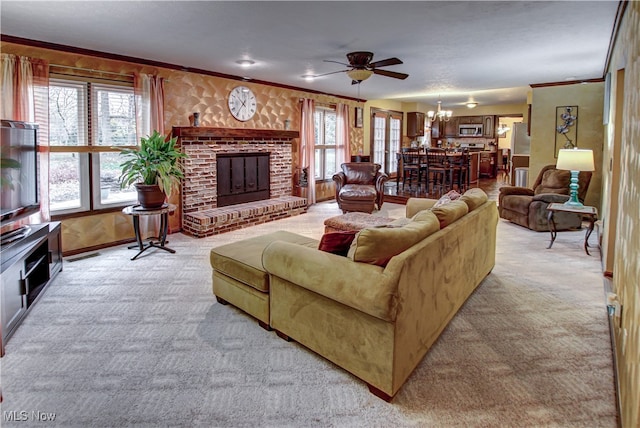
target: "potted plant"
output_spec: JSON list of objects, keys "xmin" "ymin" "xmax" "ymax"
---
[{"xmin": 118, "ymin": 131, "xmax": 187, "ymax": 209}]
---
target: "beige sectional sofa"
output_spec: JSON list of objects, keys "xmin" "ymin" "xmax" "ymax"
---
[{"xmin": 210, "ymin": 188, "xmax": 498, "ymax": 401}]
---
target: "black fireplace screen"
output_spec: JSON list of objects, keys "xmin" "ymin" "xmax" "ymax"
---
[{"xmin": 217, "ymin": 152, "xmax": 270, "ymax": 207}]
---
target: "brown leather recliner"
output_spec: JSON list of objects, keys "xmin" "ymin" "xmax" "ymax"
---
[
  {"xmin": 333, "ymin": 163, "xmax": 388, "ymax": 213},
  {"xmin": 498, "ymin": 164, "xmax": 592, "ymax": 231}
]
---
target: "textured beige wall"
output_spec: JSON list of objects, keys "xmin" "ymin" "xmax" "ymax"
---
[
  {"xmin": 1, "ymin": 41, "xmax": 364, "ymax": 252},
  {"xmin": 603, "ymin": 3, "xmax": 640, "ymax": 427},
  {"xmin": 529, "ymin": 83, "xmax": 604, "ymax": 208}
]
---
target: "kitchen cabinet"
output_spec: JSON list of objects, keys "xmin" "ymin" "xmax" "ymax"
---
[
  {"xmin": 406, "ymin": 112, "xmax": 425, "ymax": 137},
  {"xmin": 430, "ymin": 120, "xmax": 441, "ymax": 140},
  {"xmin": 479, "ymin": 151, "xmax": 497, "ymax": 178},
  {"xmin": 468, "ymin": 152, "xmax": 480, "ymax": 185},
  {"xmin": 458, "ymin": 116, "xmax": 483, "ymax": 125},
  {"xmin": 483, "ymin": 115, "xmax": 495, "ymax": 138},
  {"xmin": 443, "ymin": 117, "xmax": 458, "ymax": 138}
]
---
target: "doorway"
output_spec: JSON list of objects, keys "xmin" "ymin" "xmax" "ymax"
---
[
  {"xmin": 370, "ymin": 108, "xmax": 403, "ymax": 176},
  {"xmin": 496, "ymin": 114, "xmax": 524, "ymax": 184}
]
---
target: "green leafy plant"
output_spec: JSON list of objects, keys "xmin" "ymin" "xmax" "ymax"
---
[
  {"xmin": 118, "ymin": 131, "xmax": 187, "ymax": 198},
  {"xmin": 1, "ymin": 157, "xmax": 21, "ymax": 189}
]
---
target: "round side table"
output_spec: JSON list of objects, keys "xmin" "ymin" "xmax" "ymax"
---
[{"xmin": 122, "ymin": 203, "xmax": 176, "ymax": 260}]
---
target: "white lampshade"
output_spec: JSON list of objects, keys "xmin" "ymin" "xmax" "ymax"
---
[{"xmin": 556, "ymin": 149, "xmax": 595, "ymax": 171}]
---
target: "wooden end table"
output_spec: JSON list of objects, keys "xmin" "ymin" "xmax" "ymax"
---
[
  {"xmin": 122, "ymin": 203, "xmax": 176, "ymax": 260},
  {"xmin": 546, "ymin": 203, "xmax": 598, "ymax": 255}
]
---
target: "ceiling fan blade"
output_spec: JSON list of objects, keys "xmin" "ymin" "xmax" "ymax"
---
[
  {"xmin": 368, "ymin": 57, "xmax": 403, "ymax": 68},
  {"xmin": 323, "ymin": 59, "xmax": 351, "ymax": 67},
  {"xmin": 313, "ymin": 69, "xmax": 349, "ymax": 78},
  {"xmin": 373, "ymin": 69, "xmax": 409, "ymax": 80}
]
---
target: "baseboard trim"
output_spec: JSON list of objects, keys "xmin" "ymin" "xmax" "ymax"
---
[{"xmin": 603, "ymin": 276, "xmax": 622, "ymax": 428}]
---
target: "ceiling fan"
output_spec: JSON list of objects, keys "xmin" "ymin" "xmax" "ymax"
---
[{"xmin": 317, "ymin": 51, "xmax": 409, "ymax": 84}]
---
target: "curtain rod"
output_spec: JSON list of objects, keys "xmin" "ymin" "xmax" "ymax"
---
[{"xmin": 51, "ymin": 64, "xmax": 133, "ymax": 77}]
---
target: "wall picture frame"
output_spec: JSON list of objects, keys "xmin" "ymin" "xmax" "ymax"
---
[
  {"xmin": 354, "ymin": 107, "xmax": 363, "ymax": 128},
  {"xmin": 554, "ymin": 105, "xmax": 578, "ymax": 158}
]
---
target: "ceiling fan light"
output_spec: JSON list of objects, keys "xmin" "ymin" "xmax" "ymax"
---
[
  {"xmin": 346, "ymin": 69, "xmax": 373, "ymax": 81},
  {"xmin": 235, "ymin": 59, "xmax": 255, "ymax": 67}
]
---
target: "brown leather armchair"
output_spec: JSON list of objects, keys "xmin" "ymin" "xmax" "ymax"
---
[
  {"xmin": 499, "ymin": 164, "xmax": 592, "ymax": 231},
  {"xmin": 333, "ymin": 162, "xmax": 388, "ymax": 213}
]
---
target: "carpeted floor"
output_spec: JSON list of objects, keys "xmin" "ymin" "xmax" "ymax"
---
[{"xmin": 0, "ymin": 201, "xmax": 616, "ymax": 427}]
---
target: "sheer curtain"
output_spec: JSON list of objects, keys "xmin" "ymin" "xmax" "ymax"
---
[
  {"xmin": 134, "ymin": 73, "xmax": 165, "ymax": 139},
  {"xmin": 134, "ymin": 73, "xmax": 166, "ymax": 234},
  {"xmin": 336, "ymin": 103, "xmax": 351, "ymax": 166},
  {"xmin": 300, "ymin": 98, "xmax": 316, "ymax": 204},
  {"xmin": 0, "ymin": 54, "xmax": 50, "ymax": 222}
]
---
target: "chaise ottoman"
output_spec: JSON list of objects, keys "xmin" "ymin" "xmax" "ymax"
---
[
  {"xmin": 323, "ymin": 212, "xmax": 395, "ymax": 233},
  {"xmin": 210, "ymin": 230, "xmax": 318, "ymax": 329}
]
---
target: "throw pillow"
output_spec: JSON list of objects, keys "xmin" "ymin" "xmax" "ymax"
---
[
  {"xmin": 433, "ymin": 189, "xmax": 462, "ymax": 208},
  {"xmin": 318, "ymin": 231, "xmax": 358, "ymax": 257},
  {"xmin": 430, "ymin": 199, "xmax": 469, "ymax": 228},
  {"xmin": 460, "ymin": 188, "xmax": 488, "ymax": 211},
  {"xmin": 445, "ymin": 189, "xmax": 462, "ymax": 200},
  {"xmin": 433, "ymin": 194, "xmax": 453, "ymax": 208}
]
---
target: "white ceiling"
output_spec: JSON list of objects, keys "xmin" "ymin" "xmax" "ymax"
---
[{"xmin": 1, "ymin": 1, "xmax": 619, "ymax": 108}]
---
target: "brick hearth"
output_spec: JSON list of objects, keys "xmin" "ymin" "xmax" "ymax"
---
[{"xmin": 172, "ymin": 127, "xmax": 307, "ymax": 237}]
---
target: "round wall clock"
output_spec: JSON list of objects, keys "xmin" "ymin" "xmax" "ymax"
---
[{"xmin": 228, "ymin": 86, "xmax": 257, "ymax": 121}]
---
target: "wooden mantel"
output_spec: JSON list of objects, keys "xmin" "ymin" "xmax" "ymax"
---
[{"xmin": 172, "ymin": 126, "xmax": 299, "ymax": 140}]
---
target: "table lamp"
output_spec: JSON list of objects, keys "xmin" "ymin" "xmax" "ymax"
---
[{"xmin": 556, "ymin": 148, "xmax": 595, "ymax": 208}]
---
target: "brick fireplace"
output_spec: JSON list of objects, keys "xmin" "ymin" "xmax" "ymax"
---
[{"xmin": 172, "ymin": 127, "xmax": 307, "ymax": 237}]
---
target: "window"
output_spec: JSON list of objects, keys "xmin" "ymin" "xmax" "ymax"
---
[
  {"xmin": 48, "ymin": 78, "xmax": 138, "ymax": 214},
  {"xmin": 313, "ymin": 106, "xmax": 337, "ymax": 180}
]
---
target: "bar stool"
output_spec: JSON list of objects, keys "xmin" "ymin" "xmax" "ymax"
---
[
  {"xmin": 425, "ymin": 148, "xmax": 451, "ymax": 197},
  {"xmin": 402, "ymin": 151, "xmax": 423, "ymax": 192},
  {"xmin": 448, "ymin": 149, "xmax": 470, "ymax": 192}
]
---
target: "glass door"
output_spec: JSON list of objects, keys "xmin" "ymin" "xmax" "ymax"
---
[{"xmin": 370, "ymin": 108, "xmax": 403, "ymax": 177}]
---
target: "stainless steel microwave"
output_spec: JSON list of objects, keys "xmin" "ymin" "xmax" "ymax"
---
[{"xmin": 459, "ymin": 124, "xmax": 483, "ymax": 136}]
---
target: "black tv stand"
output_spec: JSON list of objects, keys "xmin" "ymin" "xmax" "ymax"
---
[
  {"xmin": 0, "ymin": 222, "xmax": 62, "ymax": 356},
  {"xmin": 1, "ymin": 225, "xmax": 32, "ymax": 246}
]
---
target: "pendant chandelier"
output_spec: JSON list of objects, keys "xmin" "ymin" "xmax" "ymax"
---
[{"xmin": 427, "ymin": 99, "xmax": 452, "ymax": 122}]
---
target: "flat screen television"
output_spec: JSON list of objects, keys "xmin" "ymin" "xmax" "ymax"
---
[{"xmin": 1, "ymin": 120, "xmax": 40, "ymax": 227}]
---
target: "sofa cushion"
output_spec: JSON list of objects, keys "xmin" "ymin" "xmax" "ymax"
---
[
  {"xmin": 500, "ymin": 194, "xmax": 534, "ymax": 216},
  {"xmin": 339, "ymin": 184, "xmax": 377, "ymax": 201},
  {"xmin": 430, "ymin": 199, "xmax": 469, "ymax": 228},
  {"xmin": 386, "ymin": 217, "xmax": 412, "ymax": 227},
  {"xmin": 347, "ymin": 210, "xmax": 440, "ymax": 266},
  {"xmin": 411, "ymin": 208, "xmax": 437, "ymax": 222},
  {"xmin": 318, "ymin": 231, "xmax": 358, "ymax": 256},
  {"xmin": 210, "ymin": 230, "xmax": 318, "ymax": 292},
  {"xmin": 460, "ymin": 188, "xmax": 488, "ymax": 211}
]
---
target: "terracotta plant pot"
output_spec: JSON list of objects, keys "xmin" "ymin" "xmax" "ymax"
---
[{"xmin": 135, "ymin": 183, "xmax": 166, "ymax": 209}]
